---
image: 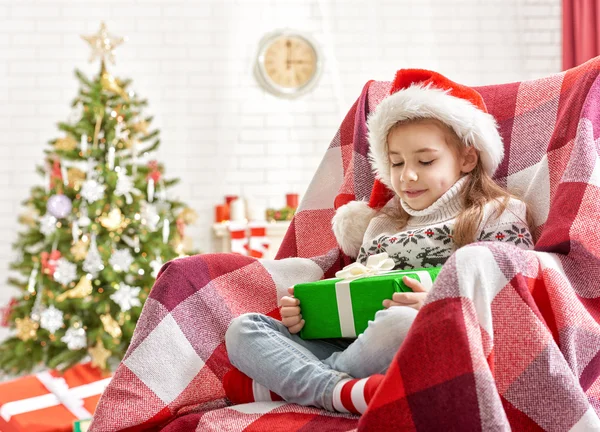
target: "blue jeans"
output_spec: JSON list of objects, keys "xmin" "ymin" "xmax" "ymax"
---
[{"xmin": 225, "ymin": 306, "xmax": 418, "ymax": 411}]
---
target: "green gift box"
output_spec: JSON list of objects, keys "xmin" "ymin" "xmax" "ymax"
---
[{"xmin": 294, "ymin": 266, "xmax": 441, "ymax": 340}]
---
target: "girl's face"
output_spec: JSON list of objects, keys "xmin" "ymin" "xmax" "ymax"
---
[{"xmin": 387, "ymin": 120, "xmax": 477, "ymax": 210}]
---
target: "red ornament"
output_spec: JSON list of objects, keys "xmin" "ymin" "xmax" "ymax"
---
[
  {"xmin": 0, "ymin": 298, "xmax": 17, "ymax": 327},
  {"xmin": 49, "ymin": 159, "xmax": 63, "ymax": 189},
  {"xmin": 147, "ymin": 160, "xmax": 162, "ymax": 183},
  {"xmin": 41, "ymin": 250, "xmax": 62, "ymax": 277}
]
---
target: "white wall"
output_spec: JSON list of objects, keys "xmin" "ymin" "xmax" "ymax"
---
[{"xmin": 0, "ymin": 0, "xmax": 561, "ymax": 317}]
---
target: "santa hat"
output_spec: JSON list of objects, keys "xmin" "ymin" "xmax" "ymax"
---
[{"xmin": 332, "ymin": 69, "xmax": 504, "ymax": 257}]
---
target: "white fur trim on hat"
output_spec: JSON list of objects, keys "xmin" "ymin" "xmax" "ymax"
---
[
  {"xmin": 367, "ymin": 84, "xmax": 504, "ymax": 190},
  {"xmin": 332, "ymin": 200, "xmax": 377, "ymax": 258}
]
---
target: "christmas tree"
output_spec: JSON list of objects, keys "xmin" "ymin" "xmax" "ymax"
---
[{"xmin": 0, "ymin": 23, "xmax": 197, "ymax": 374}]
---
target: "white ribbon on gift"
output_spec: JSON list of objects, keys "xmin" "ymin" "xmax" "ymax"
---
[
  {"xmin": 0, "ymin": 371, "xmax": 112, "ymax": 422},
  {"xmin": 334, "ymin": 253, "xmax": 395, "ymax": 338},
  {"xmin": 332, "ymin": 253, "xmax": 435, "ymax": 338}
]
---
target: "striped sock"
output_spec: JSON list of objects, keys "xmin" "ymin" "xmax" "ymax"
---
[
  {"xmin": 332, "ymin": 375, "xmax": 385, "ymax": 414},
  {"xmin": 223, "ymin": 367, "xmax": 283, "ymax": 405}
]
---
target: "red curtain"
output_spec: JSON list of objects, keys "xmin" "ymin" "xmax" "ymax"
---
[{"xmin": 563, "ymin": 0, "xmax": 600, "ymax": 70}]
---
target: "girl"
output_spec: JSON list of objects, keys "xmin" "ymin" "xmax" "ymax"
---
[{"xmin": 224, "ymin": 69, "xmax": 534, "ymax": 415}]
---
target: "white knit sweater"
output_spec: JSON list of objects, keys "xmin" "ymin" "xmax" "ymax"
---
[{"xmin": 356, "ymin": 176, "xmax": 534, "ymax": 269}]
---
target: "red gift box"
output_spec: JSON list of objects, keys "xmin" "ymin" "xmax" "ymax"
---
[{"xmin": 0, "ymin": 363, "xmax": 111, "ymax": 432}]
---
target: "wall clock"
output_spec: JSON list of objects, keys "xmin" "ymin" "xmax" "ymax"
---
[{"xmin": 254, "ymin": 29, "xmax": 323, "ymax": 98}]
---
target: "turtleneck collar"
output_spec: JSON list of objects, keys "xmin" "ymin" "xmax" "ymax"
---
[{"xmin": 400, "ymin": 175, "xmax": 470, "ymax": 226}]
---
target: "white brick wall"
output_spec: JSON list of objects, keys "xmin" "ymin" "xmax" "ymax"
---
[{"xmin": 0, "ymin": 0, "xmax": 561, "ymax": 317}]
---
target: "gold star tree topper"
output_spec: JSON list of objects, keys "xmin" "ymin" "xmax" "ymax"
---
[{"xmin": 81, "ymin": 22, "xmax": 125, "ymax": 66}]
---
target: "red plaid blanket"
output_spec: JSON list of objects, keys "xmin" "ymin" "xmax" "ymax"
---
[{"xmin": 90, "ymin": 58, "xmax": 600, "ymax": 431}]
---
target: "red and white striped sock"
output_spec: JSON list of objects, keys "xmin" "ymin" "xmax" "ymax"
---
[
  {"xmin": 332, "ymin": 375, "xmax": 385, "ymax": 414},
  {"xmin": 223, "ymin": 367, "xmax": 283, "ymax": 405}
]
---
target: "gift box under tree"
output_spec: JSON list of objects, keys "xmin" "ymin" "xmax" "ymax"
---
[
  {"xmin": 294, "ymin": 253, "xmax": 441, "ymax": 339},
  {"xmin": 0, "ymin": 363, "xmax": 110, "ymax": 432}
]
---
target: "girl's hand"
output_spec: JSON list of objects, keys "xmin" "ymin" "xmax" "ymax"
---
[
  {"xmin": 280, "ymin": 287, "xmax": 305, "ymax": 334},
  {"xmin": 383, "ymin": 276, "xmax": 430, "ymax": 311}
]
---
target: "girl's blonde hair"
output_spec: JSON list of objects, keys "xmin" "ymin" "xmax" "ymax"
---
[{"xmin": 383, "ymin": 119, "xmax": 535, "ymax": 248}]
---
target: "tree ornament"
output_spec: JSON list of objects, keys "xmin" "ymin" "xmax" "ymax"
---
[
  {"xmin": 80, "ymin": 179, "xmax": 106, "ymax": 203},
  {"xmin": 53, "ymin": 258, "xmax": 77, "ymax": 286},
  {"xmin": 100, "ymin": 314, "xmax": 122, "ymax": 339},
  {"xmin": 109, "ymin": 248, "xmax": 134, "ymax": 272},
  {"xmin": 54, "ymin": 136, "xmax": 78, "ymax": 151},
  {"xmin": 162, "ymin": 219, "xmax": 170, "ymax": 244},
  {"xmin": 27, "ymin": 264, "xmax": 39, "ymax": 293},
  {"xmin": 67, "ymin": 167, "xmax": 86, "ymax": 191},
  {"xmin": 107, "ymin": 145, "xmax": 116, "ymax": 170},
  {"xmin": 101, "ymin": 71, "xmax": 129, "ymax": 100},
  {"xmin": 30, "ymin": 285, "xmax": 45, "ymax": 322},
  {"xmin": 80, "ymin": 133, "xmax": 88, "ymax": 153},
  {"xmin": 39, "ymin": 214, "xmax": 58, "ymax": 236},
  {"xmin": 1, "ymin": 298, "xmax": 17, "ymax": 327},
  {"xmin": 78, "ymin": 201, "xmax": 92, "ymax": 227},
  {"xmin": 49, "ymin": 159, "xmax": 63, "ymax": 190},
  {"xmin": 15, "ymin": 317, "xmax": 39, "ymax": 341},
  {"xmin": 81, "ymin": 22, "xmax": 124, "ymax": 66},
  {"xmin": 100, "ymin": 208, "xmax": 126, "ymax": 231},
  {"xmin": 114, "ymin": 122, "xmax": 130, "ymax": 144},
  {"xmin": 110, "ymin": 284, "xmax": 141, "ymax": 311},
  {"xmin": 141, "ymin": 203, "xmax": 160, "ymax": 231},
  {"xmin": 115, "ymin": 169, "xmax": 138, "ymax": 205},
  {"xmin": 83, "ymin": 233, "xmax": 104, "ymax": 275},
  {"xmin": 132, "ymin": 120, "xmax": 149, "ymax": 135},
  {"xmin": 41, "ymin": 250, "xmax": 61, "ymax": 276},
  {"xmin": 61, "ymin": 326, "xmax": 87, "ymax": 350},
  {"xmin": 40, "ymin": 305, "xmax": 64, "ymax": 334},
  {"xmin": 147, "ymin": 178, "xmax": 155, "ymax": 203},
  {"xmin": 71, "ymin": 219, "xmax": 80, "ymax": 244},
  {"xmin": 89, "ymin": 339, "xmax": 111, "ymax": 370},
  {"xmin": 56, "ymin": 276, "xmax": 93, "ymax": 302},
  {"xmin": 70, "ymin": 239, "xmax": 88, "ymax": 261},
  {"xmin": 121, "ymin": 234, "xmax": 140, "ymax": 251},
  {"xmin": 47, "ymin": 194, "xmax": 73, "ymax": 219}
]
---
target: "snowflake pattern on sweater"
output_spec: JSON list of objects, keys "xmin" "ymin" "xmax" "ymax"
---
[{"xmin": 356, "ymin": 177, "xmax": 534, "ymax": 269}]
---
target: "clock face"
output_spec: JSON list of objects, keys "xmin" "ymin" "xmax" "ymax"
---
[
  {"xmin": 255, "ymin": 31, "xmax": 322, "ymax": 97},
  {"xmin": 263, "ymin": 36, "xmax": 317, "ymax": 88}
]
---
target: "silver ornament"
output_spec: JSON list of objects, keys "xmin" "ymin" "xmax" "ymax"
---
[
  {"xmin": 39, "ymin": 214, "xmax": 58, "ymax": 236},
  {"xmin": 61, "ymin": 326, "xmax": 87, "ymax": 350},
  {"xmin": 40, "ymin": 305, "xmax": 64, "ymax": 334},
  {"xmin": 114, "ymin": 122, "xmax": 130, "ymax": 143},
  {"xmin": 115, "ymin": 170, "xmax": 139, "ymax": 205},
  {"xmin": 53, "ymin": 258, "xmax": 77, "ymax": 286},
  {"xmin": 78, "ymin": 201, "xmax": 91, "ymax": 227},
  {"xmin": 109, "ymin": 248, "xmax": 134, "ymax": 272},
  {"xmin": 80, "ymin": 179, "xmax": 106, "ymax": 203},
  {"xmin": 141, "ymin": 202, "xmax": 160, "ymax": 231},
  {"xmin": 83, "ymin": 233, "xmax": 104, "ymax": 275},
  {"xmin": 110, "ymin": 284, "xmax": 141, "ymax": 312},
  {"xmin": 47, "ymin": 194, "xmax": 73, "ymax": 219}
]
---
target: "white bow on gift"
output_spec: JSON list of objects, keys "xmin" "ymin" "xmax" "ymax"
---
[{"xmin": 335, "ymin": 252, "xmax": 396, "ymax": 280}]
